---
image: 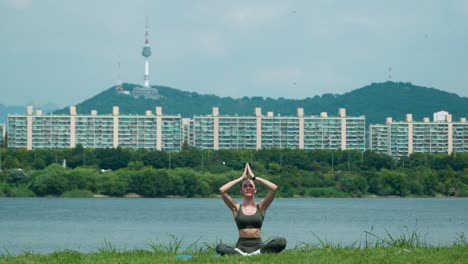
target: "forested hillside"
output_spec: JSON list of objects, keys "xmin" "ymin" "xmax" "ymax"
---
[{"xmin": 53, "ymin": 81, "xmax": 468, "ymax": 125}]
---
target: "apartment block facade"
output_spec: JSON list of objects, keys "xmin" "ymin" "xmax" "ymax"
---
[
  {"xmin": 7, "ymin": 106, "xmax": 182, "ymax": 151},
  {"xmin": 7, "ymin": 106, "xmax": 366, "ymax": 152},
  {"xmin": 13, "ymin": 106, "xmax": 468, "ymax": 156},
  {"xmin": 189, "ymin": 107, "xmax": 366, "ymax": 151},
  {"xmin": 369, "ymin": 112, "xmax": 468, "ymax": 158}
]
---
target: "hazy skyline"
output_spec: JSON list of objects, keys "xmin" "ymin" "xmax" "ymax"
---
[{"xmin": 2, "ymin": 0, "xmax": 468, "ymax": 107}]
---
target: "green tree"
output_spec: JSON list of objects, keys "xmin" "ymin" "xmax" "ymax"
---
[
  {"xmin": 154, "ymin": 170, "xmax": 171, "ymax": 196},
  {"xmin": 169, "ymin": 169, "xmax": 186, "ymax": 196},
  {"xmin": 130, "ymin": 167, "xmax": 158, "ymax": 197},
  {"xmin": 97, "ymin": 147, "xmax": 131, "ymax": 170},
  {"xmin": 2, "ymin": 155, "xmax": 21, "ymax": 170},
  {"xmin": 267, "ymin": 162, "xmax": 281, "ymax": 175},
  {"xmin": 141, "ymin": 150, "xmax": 168, "ymax": 169},
  {"xmin": 127, "ymin": 160, "xmax": 145, "ymax": 170},
  {"xmin": 32, "ymin": 158, "xmax": 47, "ymax": 170},
  {"xmin": 366, "ymin": 151, "xmax": 395, "ymax": 170},
  {"xmin": 421, "ymin": 169, "xmax": 439, "ymax": 195},
  {"xmin": 301, "ymin": 171, "xmax": 325, "ymax": 188},
  {"xmin": 29, "ymin": 164, "xmax": 69, "ymax": 196},
  {"xmin": 183, "ymin": 171, "xmax": 199, "ymax": 197},
  {"xmin": 6, "ymin": 169, "xmax": 28, "ymax": 186},
  {"xmin": 96, "ymin": 172, "xmax": 128, "ymax": 196},
  {"xmin": 367, "ymin": 173, "xmax": 384, "ymax": 195},
  {"xmin": 381, "ymin": 170, "xmax": 409, "ymax": 196},
  {"xmin": 67, "ymin": 167, "xmax": 99, "ymax": 192},
  {"xmin": 337, "ymin": 174, "xmax": 368, "ymax": 195},
  {"xmin": 173, "ymin": 149, "xmax": 199, "ymax": 168}
]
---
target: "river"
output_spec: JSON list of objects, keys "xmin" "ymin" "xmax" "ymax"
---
[{"xmin": 1, "ymin": 197, "xmax": 467, "ymax": 255}]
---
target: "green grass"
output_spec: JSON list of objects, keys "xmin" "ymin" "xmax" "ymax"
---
[
  {"xmin": 2, "ymin": 246, "xmax": 467, "ymax": 264},
  {"xmin": 1, "ymin": 232, "xmax": 467, "ymax": 264}
]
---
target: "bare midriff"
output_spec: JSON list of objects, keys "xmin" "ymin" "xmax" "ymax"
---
[{"xmin": 239, "ymin": 228, "xmax": 261, "ymax": 238}]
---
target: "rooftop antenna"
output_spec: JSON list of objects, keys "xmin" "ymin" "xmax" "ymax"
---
[
  {"xmin": 145, "ymin": 16, "xmax": 149, "ymax": 45},
  {"xmin": 116, "ymin": 58, "xmax": 123, "ymax": 91}
]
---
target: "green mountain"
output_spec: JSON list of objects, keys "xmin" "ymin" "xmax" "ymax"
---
[
  {"xmin": 53, "ymin": 81, "xmax": 468, "ymax": 125},
  {"xmin": 335, "ymin": 82, "xmax": 468, "ymax": 124}
]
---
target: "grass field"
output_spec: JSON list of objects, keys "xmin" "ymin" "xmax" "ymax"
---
[
  {"xmin": 2, "ymin": 246, "xmax": 467, "ymax": 264},
  {"xmin": 2, "ymin": 232, "xmax": 467, "ymax": 264}
]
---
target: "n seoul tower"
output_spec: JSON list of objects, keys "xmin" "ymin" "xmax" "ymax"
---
[{"xmin": 141, "ymin": 17, "xmax": 152, "ymax": 87}]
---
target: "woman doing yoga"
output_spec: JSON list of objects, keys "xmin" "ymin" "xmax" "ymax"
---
[{"xmin": 216, "ymin": 163, "xmax": 287, "ymax": 256}]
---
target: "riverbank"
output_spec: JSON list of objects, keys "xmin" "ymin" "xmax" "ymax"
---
[{"xmin": 2, "ymin": 246, "xmax": 467, "ymax": 264}]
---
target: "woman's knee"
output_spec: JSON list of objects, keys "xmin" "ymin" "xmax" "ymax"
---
[
  {"xmin": 274, "ymin": 237, "xmax": 287, "ymax": 247},
  {"xmin": 262, "ymin": 237, "xmax": 287, "ymax": 253},
  {"xmin": 216, "ymin": 243, "xmax": 227, "ymax": 253},
  {"xmin": 216, "ymin": 243, "xmax": 237, "ymax": 255},
  {"xmin": 273, "ymin": 237, "xmax": 287, "ymax": 251}
]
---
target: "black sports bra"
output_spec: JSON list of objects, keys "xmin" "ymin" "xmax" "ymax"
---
[{"xmin": 235, "ymin": 204, "xmax": 264, "ymax": 230}]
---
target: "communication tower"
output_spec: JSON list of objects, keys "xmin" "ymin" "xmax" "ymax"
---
[{"xmin": 142, "ymin": 17, "xmax": 152, "ymax": 87}]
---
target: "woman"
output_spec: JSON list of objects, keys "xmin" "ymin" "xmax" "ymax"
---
[{"xmin": 216, "ymin": 163, "xmax": 287, "ymax": 256}]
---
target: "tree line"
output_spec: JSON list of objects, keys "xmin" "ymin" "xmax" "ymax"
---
[{"xmin": 1, "ymin": 145, "xmax": 467, "ymax": 197}]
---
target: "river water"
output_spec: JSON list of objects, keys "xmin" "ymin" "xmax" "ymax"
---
[{"xmin": 1, "ymin": 197, "xmax": 467, "ymax": 255}]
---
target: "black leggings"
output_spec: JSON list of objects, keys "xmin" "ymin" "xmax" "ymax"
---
[{"xmin": 216, "ymin": 237, "xmax": 287, "ymax": 255}]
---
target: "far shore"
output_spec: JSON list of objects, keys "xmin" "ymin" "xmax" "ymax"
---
[{"xmin": 5, "ymin": 193, "xmax": 459, "ymax": 199}]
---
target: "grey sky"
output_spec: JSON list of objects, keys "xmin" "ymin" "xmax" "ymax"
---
[{"xmin": 1, "ymin": 0, "xmax": 468, "ymax": 107}]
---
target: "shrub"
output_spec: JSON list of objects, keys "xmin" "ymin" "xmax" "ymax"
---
[{"xmin": 61, "ymin": 189, "xmax": 94, "ymax": 198}]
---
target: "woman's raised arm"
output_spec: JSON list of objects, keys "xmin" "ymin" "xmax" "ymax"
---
[
  {"xmin": 247, "ymin": 163, "xmax": 277, "ymax": 215},
  {"xmin": 219, "ymin": 163, "xmax": 248, "ymax": 215}
]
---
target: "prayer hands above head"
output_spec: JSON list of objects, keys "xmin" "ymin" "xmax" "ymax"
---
[
  {"xmin": 245, "ymin": 163, "xmax": 255, "ymax": 180},
  {"xmin": 240, "ymin": 163, "xmax": 249, "ymax": 181},
  {"xmin": 241, "ymin": 162, "xmax": 254, "ymax": 181}
]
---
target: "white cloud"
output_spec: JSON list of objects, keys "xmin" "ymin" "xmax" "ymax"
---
[{"xmin": 2, "ymin": 0, "xmax": 32, "ymax": 9}]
